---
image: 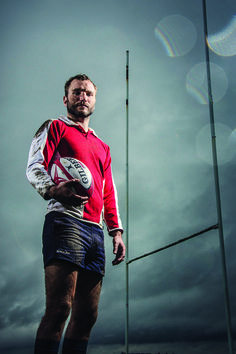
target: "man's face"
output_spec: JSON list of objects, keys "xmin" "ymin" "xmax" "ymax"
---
[{"xmin": 63, "ymin": 79, "xmax": 96, "ymax": 120}]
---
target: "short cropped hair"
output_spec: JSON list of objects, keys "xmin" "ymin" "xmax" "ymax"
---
[{"xmin": 64, "ymin": 74, "xmax": 97, "ymax": 97}]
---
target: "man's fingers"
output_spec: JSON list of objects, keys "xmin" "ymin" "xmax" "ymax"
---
[
  {"xmin": 112, "ymin": 240, "xmax": 126, "ymax": 265},
  {"xmin": 66, "ymin": 179, "xmax": 89, "ymax": 204},
  {"xmin": 113, "ymin": 243, "xmax": 118, "ymax": 254},
  {"xmin": 112, "ymin": 253, "xmax": 125, "ymax": 265}
]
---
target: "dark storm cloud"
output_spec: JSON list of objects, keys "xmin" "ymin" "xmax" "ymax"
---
[{"xmin": 0, "ymin": 260, "xmax": 44, "ymax": 327}]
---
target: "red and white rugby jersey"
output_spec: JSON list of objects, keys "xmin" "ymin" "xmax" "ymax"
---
[{"xmin": 26, "ymin": 115, "xmax": 123, "ymax": 234}]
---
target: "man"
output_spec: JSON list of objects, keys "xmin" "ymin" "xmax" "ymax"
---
[{"xmin": 26, "ymin": 74, "xmax": 126, "ymax": 354}]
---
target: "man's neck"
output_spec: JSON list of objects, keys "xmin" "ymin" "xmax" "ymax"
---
[{"xmin": 67, "ymin": 114, "xmax": 90, "ymax": 132}]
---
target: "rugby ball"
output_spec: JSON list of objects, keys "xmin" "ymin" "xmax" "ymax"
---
[{"xmin": 50, "ymin": 157, "xmax": 94, "ymax": 197}]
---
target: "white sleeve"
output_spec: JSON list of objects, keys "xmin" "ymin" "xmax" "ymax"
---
[{"xmin": 26, "ymin": 120, "xmax": 56, "ymax": 198}]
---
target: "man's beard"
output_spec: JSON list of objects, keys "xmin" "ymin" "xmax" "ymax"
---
[{"xmin": 67, "ymin": 101, "xmax": 95, "ymax": 119}]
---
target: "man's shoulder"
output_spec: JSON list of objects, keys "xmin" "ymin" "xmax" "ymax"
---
[
  {"xmin": 34, "ymin": 119, "xmax": 54, "ymax": 138},
  {"xmin": 33, "ymin": 116, "xmax": 67, "ymax": 139}
]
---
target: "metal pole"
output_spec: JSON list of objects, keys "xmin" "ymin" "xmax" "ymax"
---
[
  {"xmin": 125, "ymin": 50, "xmax": 130, "ymax": 354},
  {"xmin": 127, "ymin": 224, "xmax": 219, "ymax": 265},
  {"xmin": 202, "ymin": 1, "xmax": 234, "ymax": 353}
]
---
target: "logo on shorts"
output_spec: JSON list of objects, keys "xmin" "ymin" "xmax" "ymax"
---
[{"xmin": 56, "ymin": 249, "xmax": 70, "ymax": 255}]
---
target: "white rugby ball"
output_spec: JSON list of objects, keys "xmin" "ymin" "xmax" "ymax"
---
[{"xmin": 50, "ymin": 157, "xmax": 94, "ymax": 197}]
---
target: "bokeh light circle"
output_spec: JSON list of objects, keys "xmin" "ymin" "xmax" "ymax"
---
[
  {"xmin": 196, "ymin": 123, "xmax": 236, "ymax": 165},
  {"xmin": 186, "ymin": 62, "xmax": 228, "ymax": 104},
  {"xmin": 207, "ymin": 16, "xmax": 236, "ymax": 57},
  {"xmin": 155, "ymin": 15, "xmax": 197, "ymax": 57}
]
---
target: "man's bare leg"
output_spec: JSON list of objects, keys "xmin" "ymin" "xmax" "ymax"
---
[
  {"xmin": 64, "ymin": 269, "xmax": 102, "ymax": 341},
  {"xmin": 34, "ymin": 260, "xmax": 78, "ymax": 354},
  {"xmin": 61, "ymin": 269, "xmax": 102, "ymax": 353}
]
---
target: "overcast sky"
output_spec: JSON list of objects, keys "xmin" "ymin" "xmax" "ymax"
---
[{"xmin": 1, "ymin": 0, "xmax": 236, "ymax": 353}]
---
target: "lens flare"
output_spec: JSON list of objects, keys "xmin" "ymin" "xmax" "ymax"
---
[
  {"xmin": 196, "ymin": 123, "xmax": 236, "ymax": 165},
  {"xmin": 207, "ymin": 16, "xmax": 236, "ymax": 57},
  {"xmin": 155, "ymin": 15, "xmax": 197, "ymax": 57},
  {"xmin": 186, "ymin": 62, "xmax": 228, "ymax": 104}
]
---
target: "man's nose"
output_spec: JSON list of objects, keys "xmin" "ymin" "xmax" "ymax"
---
[{"xmin": 79, "ymin": 92, "xmax": 87, "ymax": 101}]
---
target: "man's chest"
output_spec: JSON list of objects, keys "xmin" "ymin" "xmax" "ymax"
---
[{"xmin": 58, "ymin": 128, "xmax": 107, "ymax": 170}]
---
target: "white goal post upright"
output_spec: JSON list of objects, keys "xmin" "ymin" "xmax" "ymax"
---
[
  {"xmin": 202, "ymin": 1, "xmax": 234, "ymax": 353},
  {"xmin": 125, "ymin": 50, "xmax": 130, "ymax": 354}
]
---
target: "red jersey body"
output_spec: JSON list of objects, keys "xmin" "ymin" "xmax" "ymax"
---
[{"xmin": 26, "ymin": 115, "xmax": 123, "ymax": 234}]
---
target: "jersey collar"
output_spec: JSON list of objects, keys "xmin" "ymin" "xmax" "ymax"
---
[{"xmin": 59, "ymin": 115, "xmax": 97, "ymax": 137}]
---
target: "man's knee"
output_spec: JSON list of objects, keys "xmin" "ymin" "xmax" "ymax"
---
[
  {"xmin": 55, "ymin": 301, "xmax": 72, "ymax": 323},
  {"xmin": 45, "ymin": 300, "xmax": 72, "ymax": 328},
  {"xmin": 70, "ymin": 306, "xmax": 98, "ymax": 335},
  {"xmin": 36, "ymin": 299, "xmax": 73, "ymax": 340}
]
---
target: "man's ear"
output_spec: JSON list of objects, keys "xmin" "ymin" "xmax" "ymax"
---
[{"xmin": 63, "ymin": 95, "xmax": 67, "ymax": 107}]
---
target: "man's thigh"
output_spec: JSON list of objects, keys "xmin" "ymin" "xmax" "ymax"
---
[
  {"xmin": 74, "ymin": 269, "xmax": 103, "ymax": 311},
  {"xmin": 44, "ymin": 259, "xmax": 79, "ymax": 309}
]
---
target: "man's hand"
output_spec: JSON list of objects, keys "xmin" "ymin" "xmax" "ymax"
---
[
  {"xmin": 110, "ymin": 230, "xmax": 126, "ymax": 266},
  {"xmin": 45, "ymin": 179, "xmax": 89, "ymax": 206}
]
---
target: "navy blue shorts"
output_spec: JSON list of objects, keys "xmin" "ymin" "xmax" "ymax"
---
[{"xmin": 42, "ymin": 211, "xmax": 105, "ymax": 276}]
